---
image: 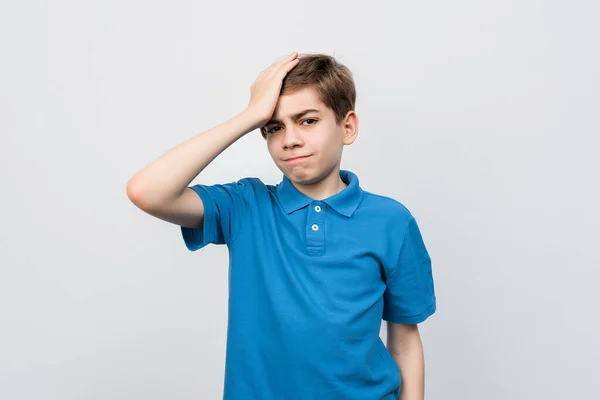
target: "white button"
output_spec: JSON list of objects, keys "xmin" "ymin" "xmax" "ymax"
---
[
  {"xmin": 311, "ymin": 224, "xmax": 319, "ymax": 231},
  {"xmin": 314, "ymin": 205, "xmax": 322, "ymax": 212}
]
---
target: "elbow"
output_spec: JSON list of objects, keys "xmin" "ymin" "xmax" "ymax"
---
[{"xmin": 126, "ymin": 177, "xmax": 151, "ymax": 210}]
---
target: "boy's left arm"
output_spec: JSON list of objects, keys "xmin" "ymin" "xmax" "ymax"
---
[{"xmin": 386, "ymin": 321, "xmax": 425, "ymax": 400}]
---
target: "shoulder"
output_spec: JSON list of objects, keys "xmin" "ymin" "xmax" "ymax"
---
[
  {"xmin": 194, "ymin": 177, "xmax": 268, "ymax": 204},
  {"xmin": 360, "ymin": 190, "xmax": 415, "ymax": 227},
  {"xmin": 232, "ymin": 177, "xmax": 273, "ymax": 202},
  {"xmin": 234, "ymin": 176, "xmax": 263, "ymax": 186},
  {"xmin": 226, "ymin": 176, "xmax": 269, "ymax": 193}
]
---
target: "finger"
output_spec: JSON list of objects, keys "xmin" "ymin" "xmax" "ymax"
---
[
  {"xmin": 268, "ymin": 53, "xmax": 299, "ymax": 77},
  {"xmin": 274, "ymin": 57, "xmax": 299, "ymax": 79},
  {"xmin": 269, "ymin": 51, "xmax": 298, "ymax": 71},
  {"xmin": 278, "ymin": 51, "xmax": 298, "ymax": 66}
]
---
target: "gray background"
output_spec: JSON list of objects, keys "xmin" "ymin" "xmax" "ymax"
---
[{"xmin": 1, "ymin": 0, "xmax": 598, "ymax": 399}]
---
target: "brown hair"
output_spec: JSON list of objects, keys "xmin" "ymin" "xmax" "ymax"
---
[{"xmin": 261, "ymin": 53, "xmax": 356, "ymax": 139}]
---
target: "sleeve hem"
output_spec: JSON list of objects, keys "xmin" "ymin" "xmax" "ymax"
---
[
  {"xmin": 382, "ymin": 301, "xmax": 436, "ymax": 324},
  {"xmin": 181, "ymin": 185, "xmax": 214, "ymax": 251}
]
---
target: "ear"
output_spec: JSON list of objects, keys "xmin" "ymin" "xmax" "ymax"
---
[{"xmin": 342, "ymin": 111, "xmax": 359, "ymax": 145}]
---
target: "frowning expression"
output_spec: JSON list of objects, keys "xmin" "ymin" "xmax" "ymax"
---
[{"xmin": 262, "ymin": 86, "xmax": 358, "ymax": 184}]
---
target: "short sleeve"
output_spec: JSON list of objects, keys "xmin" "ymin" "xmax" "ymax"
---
[
  {"xmin": 382, "ymin": 217, "xmax": 437, "ymax": 324},
  {"xmin": 180, "ymin": 178, "xmax": 253, "ymax": 251}
]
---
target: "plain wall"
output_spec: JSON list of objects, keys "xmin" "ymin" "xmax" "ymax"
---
[{"xmin": 1, "ymin": 0, "xmax": 598, "ymax": 399}]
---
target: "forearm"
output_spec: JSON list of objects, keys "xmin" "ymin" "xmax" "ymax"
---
[
  {"xmin": 127, "ymin": 108, "xmax": 262, "ymax": 207},
  {"xmin": 387, "ymin": 326, "xmax": 425, "ymax": 400}
]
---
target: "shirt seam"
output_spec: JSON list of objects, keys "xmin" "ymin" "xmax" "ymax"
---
[
  {"xmin": 228, "ymin": 179, "xmax": 253, "ymax": 245},
  {"xmin": 386, "ymin": 216, "xmax": 415, "ymax": 281},
  {"xmin": 229, "ymin": 212, "xmax": 249, "ymax": 245}
]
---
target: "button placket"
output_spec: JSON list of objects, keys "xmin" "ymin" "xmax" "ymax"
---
[{"xmin": 306, "ymin": 201, "xmax": 326, "ymax": 254}]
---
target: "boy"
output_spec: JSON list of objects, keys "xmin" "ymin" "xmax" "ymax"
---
[{"xmin": 127, "ymin": 51, "xmax": 436, "ymax": 400}]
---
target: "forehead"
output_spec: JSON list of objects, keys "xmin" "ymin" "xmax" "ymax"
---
[{"xmin": 272, "ymin": 86, "xmax": 327, "ymax": 118}]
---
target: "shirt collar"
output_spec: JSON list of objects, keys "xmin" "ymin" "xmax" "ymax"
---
[{"xmin": 276, "ymin": 169, "xmax": 364, "ymax": 217}]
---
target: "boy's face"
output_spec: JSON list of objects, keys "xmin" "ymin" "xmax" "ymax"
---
[{"xmin": 262, "ymin": 86, "xmax": 358, "ymax": 186}]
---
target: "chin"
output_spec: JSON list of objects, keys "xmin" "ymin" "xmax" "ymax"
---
[{"xmin": 288, "ymin": 168, "xmax": 330, "ymax": 186}]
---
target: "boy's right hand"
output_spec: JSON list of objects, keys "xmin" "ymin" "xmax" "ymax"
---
[{"xmin": 245, "ymin": 51, "xmax": 300, "ymax": 130}]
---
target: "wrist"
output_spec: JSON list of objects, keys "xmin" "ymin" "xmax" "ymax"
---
[{"xmin": 241, "ymin": 106, "xmax": 269, "ymax": 131}]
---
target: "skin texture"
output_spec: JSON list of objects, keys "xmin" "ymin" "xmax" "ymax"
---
[
  {"xmin": 387, "ymin": 322, "xmax": 425, "ymax": 400},
  {"xmin": 263, "ymin": 86, "xmax": 359, "ymax": 200}
]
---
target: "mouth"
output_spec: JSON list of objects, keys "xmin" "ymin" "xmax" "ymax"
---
[{"xmin": 285, "ymin": 155, "xmax": 311, "ymax": 162}]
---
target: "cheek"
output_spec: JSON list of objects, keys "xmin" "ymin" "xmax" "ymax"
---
[{"xmin": 318, "ymin": 128, "xmax": 344, "ymax": 149}]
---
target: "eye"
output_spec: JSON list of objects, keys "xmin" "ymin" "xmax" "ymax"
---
[
  {"xmin": 266, "ymin": 126, "xmax": 282, "ymax": 134},
  {"xmin": 264, "ymin": 119, "xmax": 317, "ymax": 135}
]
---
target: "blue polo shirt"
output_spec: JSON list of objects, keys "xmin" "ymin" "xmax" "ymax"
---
[{"xmin": 181, "ymin": 169, "xmax": 436, "ymax": 400}]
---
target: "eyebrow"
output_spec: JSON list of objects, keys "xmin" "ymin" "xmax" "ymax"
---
[{"xmin": 264, "ymin": 109, "xmax": 321, "ymax": 127}]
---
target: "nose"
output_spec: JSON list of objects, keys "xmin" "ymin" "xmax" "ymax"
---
[{"xmin": 282, "ymin": 125, "xmax": 303, "ymax": 149}]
